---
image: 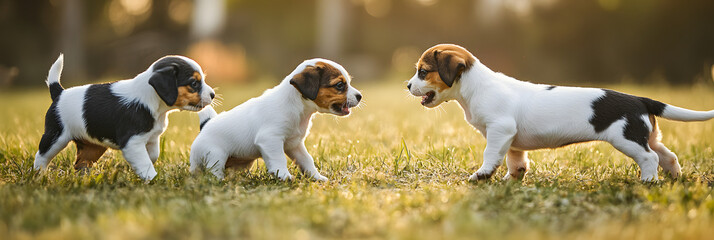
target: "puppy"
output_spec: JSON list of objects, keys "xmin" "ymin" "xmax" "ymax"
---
[
  {"xmin": 190, "ymin": 59, "xmax": 362, "ymax": 181},
  {"xmin": 34, "ymin": 54, "xmax": 215, "ymax": 181},
  {"xmin": 407, "ymin": 44, "xmax": 714, "ymax": 181}
]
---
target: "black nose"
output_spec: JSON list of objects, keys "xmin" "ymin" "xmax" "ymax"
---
[
  {"xmin": 210, "ymin": 92, "xmax": 215, "ymax": 99},
  {"xmin": 407, "ymin": 83, "xmax": 412, "ymax": 90},
  {"xmin": 355, "ymin": 93, "xmax": 362, "ymax": 102}
]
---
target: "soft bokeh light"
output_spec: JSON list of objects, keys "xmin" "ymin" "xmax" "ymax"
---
[
  {"xmin": 391, "ymin": 46, "xmax": 420, "ymax": 74},
  {"xmin": 169, "ymin": 0, "xmax": 193, "ymax": 25},
  {"xmin": 107, "ymin": 0, "xmax": 152, "ymax": 36},
  {"xmin": 186, "ymin": 40, "xmax": 247, "ymax": 83},
  {"xmin": 119, "ymin": 0, "xmax": 151, "ymax": 16},
  {"xmin": 414, "ymin": 0, "xmax": 438, "ymax": 7},
  {"xmin": 363, "ymin": 0, "xmax": 391, "ymax": 18},
  {"xmin": 2, "ymin": 0, "xmax": 713, "ymax": 87}
]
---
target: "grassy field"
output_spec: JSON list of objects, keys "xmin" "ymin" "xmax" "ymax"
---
[{"xmin": 1, "ymin": 80, "xmax": 714, "ymax": 239}]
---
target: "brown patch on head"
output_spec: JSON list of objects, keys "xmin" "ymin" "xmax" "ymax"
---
[
  {"xmin": 73, "ymin": 140, "xmax": 107, "ymax": 170},
  {"xmin": 314, "ymin": 62, "xmax": 347, "ymax": 109},
  {"xmin": 290, "ymin": 61, "xmax": 348, "ymax": 111},
  {"xmin": 173, "ymin": 86, "xmax": 202, "ymax": 107},
  {"xmin": 417, "ymin": 44, "xmax": 475, "ymax": 90},
  {"xmin": 193, "ymin": 71, "xmax": 202, "ymax": 81}
]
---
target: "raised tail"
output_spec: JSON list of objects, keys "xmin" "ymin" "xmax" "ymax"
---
[
  {"xmin": 47, "ymin": 54, "xmax": 65, "ymax": 102},
  {"xmin": 198, "ymin": 105, "xmax": 218, "ymax": 130},
  {"xmin": 641, "ymin": 97, "xmax": 714, "ymax": 121}
]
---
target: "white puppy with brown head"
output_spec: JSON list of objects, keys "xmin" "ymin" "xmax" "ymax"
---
[
  {"xmin": 407, "ymin": 43, "xmax": 714, "ymax": 182},
  {"xmin": 190, "ymin": 59, "xmax": 362, "ymax": 181}
]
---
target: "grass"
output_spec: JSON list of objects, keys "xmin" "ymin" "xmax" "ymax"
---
[{"xmin": 1, "ymin": 80, "xmax": 714, "ymax": 239}]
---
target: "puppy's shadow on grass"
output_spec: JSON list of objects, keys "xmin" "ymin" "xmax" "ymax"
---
[{"xmin": 189, "ymin": 167, "xmax": 327, "ymax": 190}]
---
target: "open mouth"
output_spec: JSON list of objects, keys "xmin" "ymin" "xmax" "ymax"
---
[
  {"xmin": 421, "ymin": 91, "xmax": 436, "ymax": 105},
  {"xmin": 331, "ymin": 102, "xmax": 352, "ymax": 116}
]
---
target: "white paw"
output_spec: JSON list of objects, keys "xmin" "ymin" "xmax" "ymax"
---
[
  {"xmin": 469, "ymin": 168, "xmax": 494, "ymax": 181},
  {"xmin": 210, "ymin": 168, "xmax": 225, "ymax": 180},
  {"xmin": 312, "ymin": 174, "xmax": 328, "ymax": 182},
  {"xmin": 270, "ymin": 169, "xmax": 293, "ymax": 181},
  {"xmin": 640, "ymin": 174, "xmax": 658, "ymax": 182},
  {"xmin": 501, "ymin": 174, "xmax": 512, "ymax": 181},
  {"xmin": 279, "ymin": 173, "xmax": 294, "ymax": 181},
  {"xmin": 138, "ymin": 168, "xmax": 158, "ymax": 182}
]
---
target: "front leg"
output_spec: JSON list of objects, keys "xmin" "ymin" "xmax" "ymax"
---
[
  {"xmin": 470, "ymin": 120, "xmax": 517, "ymax": 181},
  {"xmin": 256, "ymin": 134, "xmax": 293, "ymax": 181},
  {"xmin": 286, "ymin": 143, "xmax": 327, "ymax": 181},
  {"xmin": 146, "ymin": 136, "xmax": 160, "ymax": 163},
  {"xmin": 122, "ymin": 137, "xmax": 158, "ymax": 181}
]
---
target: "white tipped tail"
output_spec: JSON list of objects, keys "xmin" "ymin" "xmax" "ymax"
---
[
  {"xmin": 47, "ymin": 54, "xmax": 65, "ymax": 101},
  {"xmin": 199, "ymin": 105, "xmax": 218, "ymax": 130},
  {"xmin": 660, "ymin": 105, "xmax": 714, "ymax": 121},
  {"xmin": 46, "ymin": 54, "xmax": 64, "ymax": 86}
]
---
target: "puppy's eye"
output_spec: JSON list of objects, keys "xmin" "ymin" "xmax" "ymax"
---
[
  {"xmin": 418, "ymin": 69, "xmax": 428, "ymax": 79},
  {"xmin": 334, "ymin": 81, "xmax": 346, "ymax": 91},
  {"xmin": 190, "ymin": 80, "xmax": 201, "ymax": 90}
]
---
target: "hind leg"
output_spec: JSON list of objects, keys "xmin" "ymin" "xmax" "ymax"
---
[
  {"xmin": 609, "ymin": 138, "xmax": 659, "ymax": 181},
  {"xmin": 647, "ymin": 117, "xmax": 681, "ymax": 178},
  {"xmin": 34, "ymin": 132, "xmax": 71, "ymax": 170},
  {"xmin": 651, "ymin": 143, "xmax": 680, "ymax": 178},
  {"xmin": 73, "ymin": 140, "xmax": 107, "ymax": 171},
  {"xmin": 503, "ymin": 149, "xmax": 529, "ymax": 180},
  {"xmin": 189, "ymin": 145, "xmax": 230, "ymax": 179},
  {"xmin": 146, "ymin": 136, "xmax": 160, "ymax": 163}
]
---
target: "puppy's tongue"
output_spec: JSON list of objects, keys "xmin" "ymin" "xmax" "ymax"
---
[{"xmin": 342, "ymin": 105, "xmax": 350, "ymax": 114}]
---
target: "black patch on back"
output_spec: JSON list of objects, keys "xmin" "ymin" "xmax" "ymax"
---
[
  {"xmin": 589, "ymin": 89, "xmax": 664, "ymax": 150},
  {"xmin": 546, "ymin": 85, "xmax": 556, "ymax": 90},
  {"xmin": 640, "ymin": 97, "xmax": 666, "ymax": 116},
  {"xmin": 83, "ymin": 83, "xmax": 155, "ymax": 149},
  {"xmin": 49, "ymin": 82, "xmax": 64, "ymax": 102},
  {"xmin": 38, "ymin": 101, "xmax": 63, "ymax": 155}
]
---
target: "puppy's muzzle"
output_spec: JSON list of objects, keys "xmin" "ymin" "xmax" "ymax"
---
[{"xmin": 332, "ymin": 93, "xmax": 362, "ymax": 116}]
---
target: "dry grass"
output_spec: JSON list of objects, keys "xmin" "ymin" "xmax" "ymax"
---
[{"xmin": 1, "ymin": 80, "xmax": 713, "ymax": 239}]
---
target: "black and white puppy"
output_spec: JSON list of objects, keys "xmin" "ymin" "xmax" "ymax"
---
[
  {"xmin": 407, "ymin": 44, "xmax": 714, "ymax": 181},
  {"xmin": 34, "ymin": 54, "xmax": 215, "ymax": 181}
]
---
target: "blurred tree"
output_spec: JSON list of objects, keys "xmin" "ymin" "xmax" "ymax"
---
[
  {"xmin": 316, "ymin": 0, "xmax": 346, "ymax": 60},
  {"xmin": 1, "ymin": 0, "xmax": 713, "ymax": 87},
  {"xmin": 60, "ymin": 0, "xmax": 86, "ymax": 84}
]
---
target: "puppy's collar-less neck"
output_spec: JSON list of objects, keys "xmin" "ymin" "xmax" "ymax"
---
[
  {"xmin": 277, "ymin": 81, "xmax": 319, "ymax": 120},
  {"xmin": 111, "ymin": 71, "xmax": 170, "ymax": 117},
  {"xmin": 452, "ymin": 62, "xmax": 501, "ymax": 116}
]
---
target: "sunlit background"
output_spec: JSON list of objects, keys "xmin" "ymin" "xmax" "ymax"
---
[{"xmin": 1, "ymin": 0, "xmax": 713, "ymax": 88}]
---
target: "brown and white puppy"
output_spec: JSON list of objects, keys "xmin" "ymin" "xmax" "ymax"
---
[
  {"xmin": 190, "ymin": 58, "xmax": 362, "ymax": 181},
  {"xmin": 408, "ymin": 44, "xmax": 714, "ymax": 181},
  {"xmin": 34, "ymin": 54, "xmax": 215, "ymax": 181}
]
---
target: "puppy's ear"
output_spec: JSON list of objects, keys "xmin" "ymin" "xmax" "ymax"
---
[
  {"xmin": 434, "ymin": 50, "xmax": 466, "ymax": 87},
  {"xmin": 290, "ymin": 65, "xmax": 323, "ymax": 100},
  {"xmin": 149, "ymin": 64, "xmax": 179, "ymax": 106}
]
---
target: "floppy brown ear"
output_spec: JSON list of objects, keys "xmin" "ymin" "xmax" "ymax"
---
[
  {"xmin": 434, "ymin": 50, "xmax": 466, "ymax": 87},
  {"xmin": 149, "ymin": 64, "xmax": 179, "ymax": 106},
  {"xmin": 290, "ymin": 65, "xmax": 323, "ymax": 100}
]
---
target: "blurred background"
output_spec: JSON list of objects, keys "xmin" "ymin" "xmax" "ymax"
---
[{"xmin": 1, "ymin": 0, "xmax": 714, "ymax": 88}]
